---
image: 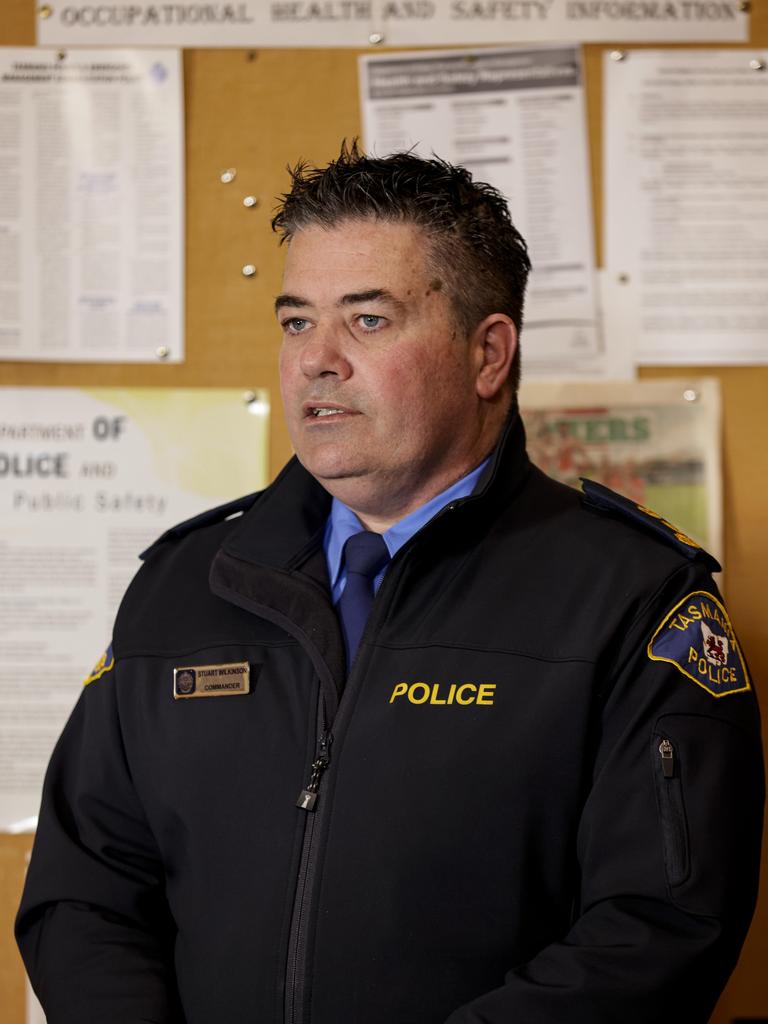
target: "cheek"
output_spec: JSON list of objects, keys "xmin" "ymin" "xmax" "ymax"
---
[
  {"xmin": 278, "ymin": 350, "xmax": 299, "ymax": 403},
  {"xmin": 373, "ymin": 361, "xmax": 427, "ymax": 420},
  {"xmin": 391, "ymin": 346, "xmax": 465, "ymax": 406}
]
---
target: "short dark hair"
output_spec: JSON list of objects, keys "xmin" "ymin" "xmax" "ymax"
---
[{"xmin": 272, "ymin": 140, "xmax": 531, "ymax": 393}]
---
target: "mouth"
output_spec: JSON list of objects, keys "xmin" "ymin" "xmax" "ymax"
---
[{"xmin": 303, "ymin": 403, "xmax": 358, "ymax": 420}]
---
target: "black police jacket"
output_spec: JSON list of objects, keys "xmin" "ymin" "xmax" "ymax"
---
[{"xmin": 16, "ymin": 413, "xmax": 764, "ymax": 1024}]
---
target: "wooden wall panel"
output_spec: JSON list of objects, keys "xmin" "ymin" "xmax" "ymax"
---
[{"xmin": 1, "ymin": 6, "xmax": 766, "ymax": 1021}]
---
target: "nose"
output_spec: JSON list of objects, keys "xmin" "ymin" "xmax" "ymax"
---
[{"xmin": 298, "ymin": 326, "xmax": 352, "ymax": 380}]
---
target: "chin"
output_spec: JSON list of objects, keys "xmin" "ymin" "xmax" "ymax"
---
[{"xmin": 298, "ymin": 453, "xmax": 366, "ymax": 485}]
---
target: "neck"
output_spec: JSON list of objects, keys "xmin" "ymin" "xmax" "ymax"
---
[{"xmin": 346, "ymin": 453, "xmax": 492, "ymax": 534}]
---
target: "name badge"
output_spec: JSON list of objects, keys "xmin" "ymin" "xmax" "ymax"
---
[{"xmin": 173, "ymin": 661, "xmax": 250, "ymax": 699}]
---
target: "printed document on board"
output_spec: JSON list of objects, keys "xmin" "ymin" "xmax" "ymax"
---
[
  {"xmin": 0, "ymin": 49, "xmax": 184, "ymax": 363},
  {"xmin": 361, "ymin": 47, "xmax": 623, "ymax": 378},
  {"xmin": 604, "ymin": 49, "xmax": 768, "ymax": 365},
  {"xmin": 520, "ymin": 377, "xmax": 722, "ymax": 563}
]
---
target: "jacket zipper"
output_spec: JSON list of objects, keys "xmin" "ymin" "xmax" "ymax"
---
[
  {"xmin": 655, "ymin": 735, "xmax": 689, "ymax": 887},
  {"xmin": 285, "ymin": 708, "xmax": 332, "ymax": 1024},
  {"xmin": 296, "ymin": 730, "xmax": 332, "ymax": 812}
]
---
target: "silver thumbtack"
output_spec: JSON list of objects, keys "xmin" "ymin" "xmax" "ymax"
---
[
  {"xmin": 243, "ymin": 195, "xmax": 258, "ymax": 208},
  {"xmin": 243, "ymin": 390, "xmax": 257, "ymax": 405},
  {"xmin": 242, "ymin": 264, "xmax": 257, "ymax": 277},
  {"xmin": 38, "ymin": 4, "xmax": 53, "ymax": 16},
  {"xmin": 220, "ymin": 168, "xmax": 237, "ymax": 184},
  {"xmin": 369, "ymin": 31, "xmax": 385, "ymax": 44},
  {"xmin": 610, "ymin": 50, "xmax": 627, "ymax": 62},
  {"xmin": 156, "ymin": 346, "xmax": 170, "ymax": 360},
  {"xmin": 749, "ymin": 58, "xmax": 765, "ymax": 71},
  {"xmin": 683, "ymin": 389, "xmax": 699, "ymax": 403}
]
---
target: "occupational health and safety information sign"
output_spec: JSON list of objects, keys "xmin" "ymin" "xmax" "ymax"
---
[
  {"xmin": 0, "ymin": 387, "xmax": 269, "ymax": 832},
  {"xmin": 520, "ymin": 377, "xmax": 722, "ymax": 561},
  {"xmin": 35, "ymin": 0, "xmax": 748, "ymax": 47},
  {"xmin": 0, "ymin": 49, "xmax": 184, "ymax": 363},
  {"xmin": 361, "ymin": 47, "xmax": 620, "ymax": 378},
  {"xmin": 604, "ymin": 49, "xmax": 768, "ymax": 366}
]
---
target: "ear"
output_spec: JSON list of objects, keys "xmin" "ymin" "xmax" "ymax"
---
[{"xmin": 471, "ymin": 315, "xmax": 517, "ymax": 400}]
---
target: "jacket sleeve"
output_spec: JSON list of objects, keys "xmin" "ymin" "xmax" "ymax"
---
[
  {"xmin": 445, "ymin": 569, "xmax": 765, "ymax": 1024},
  {"xmin": 15, "ymin": 658, "xmax": 183, "ymax": 1024}
]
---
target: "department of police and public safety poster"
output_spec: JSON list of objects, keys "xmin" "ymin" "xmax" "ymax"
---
[{"xmin": 0, "ymin": 387, "xmax": 269, "ymax": 832}]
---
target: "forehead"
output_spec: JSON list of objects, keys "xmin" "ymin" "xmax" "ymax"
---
[{"xmin": 281, "ymin": 219, "xmax": 436, "ymax": 293}]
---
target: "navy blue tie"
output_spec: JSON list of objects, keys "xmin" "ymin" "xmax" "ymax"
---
[{"xmin": 337, "ymin": 531, "xmax": 390, "ymax": 668}]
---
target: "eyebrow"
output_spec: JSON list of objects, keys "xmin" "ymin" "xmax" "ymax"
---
[
  {"xmin": 274, "ymin": 294, "xmax": 309, "ymax": 314},
  {"xmin": 338, "ymin": 289, "xmax": 400, "ymax": 308},
  {"xmin": 274, "ymin": 288, "xmax": 403, "ymax": 315}
]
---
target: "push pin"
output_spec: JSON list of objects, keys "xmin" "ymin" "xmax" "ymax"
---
[
  {"xmin": 156, "ymin": 346, "xmax": 170, "ymax": 360},
  {"xmin": 243, "ymin": 195, "xmax": 258, "ymax": 208},
  {"xmin": 242, "ymin": 264, "xmax": 257, "ymax": 277},
  {"xmin": 610, "ymin": 50, "xmax": 627, "ymax": 62},
  {"xmin": 749, "ymin": 58, "xmax": 765, "ymax": 71},
  {"xmin": 220, "ymin": 168, "xmax": 237, "ymax": 184},
  {"xmin": 369, "ymin": 31, "xmax": 385, "ymax": 44},
  {"xmin": 244, "ymin": 391, "xmax": 268, "ymax": 416},
  {"xmin": 682, "ymin": 389, "xmax": 699, "ymax": 403},
  {"xmin": 38, "ymin": 4, "xmax": 53, "ymax": 17}
]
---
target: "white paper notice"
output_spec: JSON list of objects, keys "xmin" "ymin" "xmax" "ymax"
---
[
  {"xmin": 0, "ymin": 387, "xmax": 269, "ymax": 831},
  {"xmin": 604, "ymin": 49, "xmax": 768, "ymax": 366},
  {"xmin": 35, "ymin": 0, "xmax": 747, "ymax": 48},
  {"xmin": 361, "ymin": 47, "xmax": 617, "ymax": 377},
  {"xmin": 0, "ymin": 48, "xmax": 184, "ymax": 363}
]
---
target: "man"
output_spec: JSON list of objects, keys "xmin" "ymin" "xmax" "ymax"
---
[{"xmin": 17, "ymin": 143, "xmax": 764, "ymax": 1023}]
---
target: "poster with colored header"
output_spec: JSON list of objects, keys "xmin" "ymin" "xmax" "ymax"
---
[
  {"xmin": 0, "ymin": 387, "xmax": 269, "ymax": 832},
  {"xmin": 360, "ymin": 46, "xmax": 625, "ymax": 378},
  {"xmin": 519, "ymin": 377, "xmax": 722, "ymax": 561}
]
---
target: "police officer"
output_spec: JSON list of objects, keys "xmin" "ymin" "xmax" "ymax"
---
[{"xmin": 17, "ymin": 143, "xmax": 764, "ymax": 1024}]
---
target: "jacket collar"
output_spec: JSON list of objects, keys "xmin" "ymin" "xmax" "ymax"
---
[
  {"xmin": 220, "ymin": 404, "xmax": 530, "ymax": 573},
  {"xmin": 222, "ymin": 456, "xmax": 331, "ymax": 571}
]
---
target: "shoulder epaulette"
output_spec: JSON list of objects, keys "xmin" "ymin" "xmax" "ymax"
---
[
  {"xmin": 580, "ymin": 478, "xmax": 721, "ymax": 572},
  {"xmin": 140, "ymin": 492, "xmax": 260, "ymax": 560}
]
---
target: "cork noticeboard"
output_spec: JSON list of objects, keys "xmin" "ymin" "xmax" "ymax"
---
[{"xmin": 1, "ymin": 3, "xmax": 767, "ymax": 1020}]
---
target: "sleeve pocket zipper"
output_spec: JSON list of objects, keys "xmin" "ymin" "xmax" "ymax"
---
[{"xmin": 655, "ymin": 735, "xmax": 690, "ymax": 888}]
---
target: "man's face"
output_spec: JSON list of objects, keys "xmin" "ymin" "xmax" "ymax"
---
[{"xmin": 277, "ymin": 218, "xmax": 489, "ymax": 524}]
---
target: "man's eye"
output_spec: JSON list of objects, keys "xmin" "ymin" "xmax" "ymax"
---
[
  {"xmin": 284, "ymin": 318, "xmax": 310, "ymax": 333},
  {"xmin": 357, "ymin": 314, "xmax": 384, "ymax": 331}
]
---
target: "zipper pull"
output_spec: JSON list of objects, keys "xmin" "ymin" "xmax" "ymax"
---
[
  {"xmin": 296, "ymin": 731, "xmax": 332, "ymax": 812},
  {"xmin": 659, "ymin": 738, "xmax": 675, "ymax": 779}
]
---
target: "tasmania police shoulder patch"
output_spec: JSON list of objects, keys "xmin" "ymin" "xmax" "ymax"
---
[
  {"xmin": 648, "ymin": 591, "xmax": 750, "ymax": 698},
  {"xmin": 580, "ymin": 479, "xmax": 720, "ymax": 572},
  {"xmin": 83, "ymin": 643, "xmax": 115, "ymax": 686}
]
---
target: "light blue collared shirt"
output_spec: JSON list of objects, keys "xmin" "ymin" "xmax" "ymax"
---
[{"xmin": 324, "ymin": 458, "xmax": 490, "ymax": 604}]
